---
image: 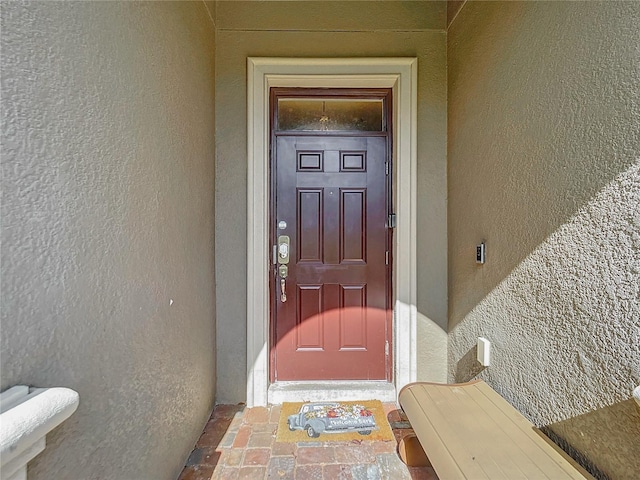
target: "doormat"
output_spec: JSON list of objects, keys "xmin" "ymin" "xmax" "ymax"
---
[{"xmin": 276, "ymin": 400, "xmax": 394, "ymax": 443}]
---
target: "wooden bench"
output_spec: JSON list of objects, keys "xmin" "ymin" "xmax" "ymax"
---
[{"xmin": 398, "ymin": 380, "xmax": 593, "ymax": 479}]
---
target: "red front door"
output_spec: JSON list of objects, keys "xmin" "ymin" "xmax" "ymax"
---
[{"xmin": 271, "ymin": 132, "xmax": 392, "ymax": 381}]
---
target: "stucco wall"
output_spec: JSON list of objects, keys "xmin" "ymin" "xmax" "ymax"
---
[
  {"xmin": 214, "ymin": 0, "xmax": 448, "ymax": 403},
  {"xmin": 448, "ymin": 2, "xmax": 640, "ymax": 478},
  {"xmin": 1, "ymin": 2, "xmax": 216, "ymax": 479}
]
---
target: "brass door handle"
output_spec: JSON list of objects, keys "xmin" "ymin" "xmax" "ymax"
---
[{"xmin": 280, "ymin": 278, "xmax": 287, "ymax": 303}]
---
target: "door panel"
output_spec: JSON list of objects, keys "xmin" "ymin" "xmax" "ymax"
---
[
  {"xmin": 273, "ymin": 135, "xmax": 390, "ymax": 381},
  {"xmin": 296, "ymin": 285, "xmax": 323, "ymax": 350},
  {"xmin": 341, "ymin": 189, "xmax": 366, "ymax": 263},
  {"xmin": 298, "ymin": 190, "xmax": 323, "ymax": 262},
  {"xmin": 339, "ymin": 284, "xmax": 367, "ymax": 350}
]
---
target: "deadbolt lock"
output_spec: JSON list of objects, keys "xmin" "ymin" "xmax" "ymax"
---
[
  {"xmin": 278, "ymin": 265, "xmax": 288, "ymax": 278},
  {"xmin": 277, "ymin": 235, "xmax": 290, "ymax": 264}
]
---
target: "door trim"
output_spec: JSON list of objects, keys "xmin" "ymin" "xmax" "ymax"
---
[{"xmin": 247, "ymin": 57, "xmax": 417, "ymax": 406}]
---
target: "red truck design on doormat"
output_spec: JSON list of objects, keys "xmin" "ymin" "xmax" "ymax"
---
[{"xmin": 287, "ymin": 402, "xmax": 378, "ymax": 438}]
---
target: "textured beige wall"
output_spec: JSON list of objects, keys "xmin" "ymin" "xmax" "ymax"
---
[
  {"xmin": 448, "ymin": 2, "xmax": 640, "ymax": 478},
  {"xmin": 215, "ymin": 1, "xmax": 448, "ymax": 403},
  {"xmin": 1, "ymin": 2, "xmax": 216, "ymax": 479},
  {"xmin": 216, "ymin": 0, "xmax": 446, "ymax": 31}
]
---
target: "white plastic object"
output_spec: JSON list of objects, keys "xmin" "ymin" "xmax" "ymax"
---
[
  {"xmin": 0, "ymin": 386, "xmax": 79, "ymax": 480},
  {"xmin": 477, "ymin": 337, "xmax": 491, "ymax": 367}
]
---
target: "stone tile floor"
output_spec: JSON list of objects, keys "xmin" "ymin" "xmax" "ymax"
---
[{"xmin": 178, "ymin": 403, "xmax": 438, "ymax": 480}]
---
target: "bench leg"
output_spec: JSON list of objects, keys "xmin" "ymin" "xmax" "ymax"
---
[{"xmin": 398, "ymin": 433, "xmax": 431, "ymax": 467}]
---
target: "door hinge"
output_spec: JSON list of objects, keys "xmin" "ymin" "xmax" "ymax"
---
[
  {"xmin": 385, "ymin": 162, "xmax": 389, "ymax": 175},
  {"xmin": 385, "ymin": 251, "xmax": 389, "ymax": 265},
  {"xmin": 387, "ymin": 214, "xmax": 396, "ymax": 228},
  {"xmin": 385, "ymin": 341, "xmax": 389, "ymax": 356}
]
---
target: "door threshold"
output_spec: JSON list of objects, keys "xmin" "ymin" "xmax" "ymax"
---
[{"xmin": 268, "ymin": 381, "xmax": 396, "ymax": 404}]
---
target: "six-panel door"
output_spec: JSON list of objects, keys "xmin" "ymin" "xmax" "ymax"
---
[{"xmin": 273, "ymin": 135, "xmax": 390, "ymax": 381}]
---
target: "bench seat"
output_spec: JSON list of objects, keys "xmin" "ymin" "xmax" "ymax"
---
[{"xmin": 399, "ymin": 380, "xmax": 592, "ymax": 479}]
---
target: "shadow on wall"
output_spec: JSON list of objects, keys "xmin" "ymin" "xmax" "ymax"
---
[
  {"xmin": 453, "ymin": 344, "xmax": 486, "ymax": 383},
  {"xmin": 542, "ymin": 400, "xmax": 640, "ymax": 480},
  {"xmin": 447, "ymin": 1, "xmax": 640, "ymax": 328}
]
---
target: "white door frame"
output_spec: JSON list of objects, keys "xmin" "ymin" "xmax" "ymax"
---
[{"xmin": 246, "ymin": 57, "xmax": 418, "ymax": 407}]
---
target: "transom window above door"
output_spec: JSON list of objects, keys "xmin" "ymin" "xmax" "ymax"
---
[{"xmin": 274, "ymin": 90, "xmax": 390, "ymax": 133}]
